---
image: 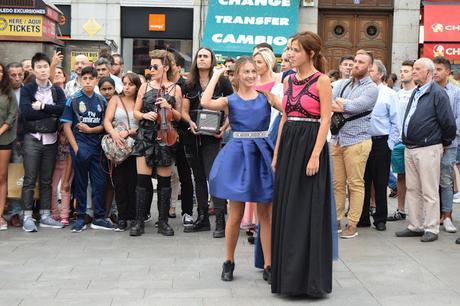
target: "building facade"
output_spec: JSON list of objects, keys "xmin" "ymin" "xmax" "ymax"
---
[{"xmin": 49, "ymin": 0, "xmax": 421, "ymax": 74}]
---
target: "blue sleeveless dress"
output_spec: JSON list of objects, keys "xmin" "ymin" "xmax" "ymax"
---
[{"xmin": 209, "ymin": 93, "xmax": 274, "ymax": 203}]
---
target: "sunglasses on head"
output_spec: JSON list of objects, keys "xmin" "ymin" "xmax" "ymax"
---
[{"xmin": 149, "ymin": 64, "xmax": 162, "ymax": 71}]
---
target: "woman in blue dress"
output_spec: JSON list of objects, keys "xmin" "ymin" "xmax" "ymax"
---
[{"xmin": 201, "ymin": 57, "xmax": 280, "ymax": 283}]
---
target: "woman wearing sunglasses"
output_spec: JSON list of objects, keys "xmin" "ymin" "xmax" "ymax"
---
[{"xmin": 130, "ymin": 50, "xmax": 182, "ymax": 237}]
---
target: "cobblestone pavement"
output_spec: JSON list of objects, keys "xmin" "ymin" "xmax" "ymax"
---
[{"xmin": 1, "ymin": 197, "xmax": 460, "ymax": 306}]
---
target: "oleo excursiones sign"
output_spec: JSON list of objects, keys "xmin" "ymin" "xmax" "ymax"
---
[{"xmin": 424, "ymin": 5, "xmax": 460, "ymax": 42}]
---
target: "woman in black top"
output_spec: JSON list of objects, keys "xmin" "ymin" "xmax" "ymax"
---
[{"xmin": 131, "ymin": 50, "xmax": 182, "ymax": 237}]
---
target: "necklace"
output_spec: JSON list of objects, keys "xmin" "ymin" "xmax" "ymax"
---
[{"xmin": 200, "ymin": 78, "xmax": 209, "ymax": 89}]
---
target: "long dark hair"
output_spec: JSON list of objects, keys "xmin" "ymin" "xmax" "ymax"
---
[
  {"xmin": 122, "ymin": 72, "xmax": 142, "ymax": 96},
  {"xmin": 186, "ymin": 47, "xmax": 216, "ymax": 89},
  {"xmin": 0, "ymin": 63, "xmax": 11, "ymax": 94}
]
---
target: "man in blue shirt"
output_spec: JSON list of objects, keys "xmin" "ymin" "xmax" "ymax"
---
[
  {"xmin": 60, "ymin": 66, "xmax": 112, "ymax": 232},
  {"xmin": 358, "ymin": 59, "xmax": 399, "ymax": 231}
]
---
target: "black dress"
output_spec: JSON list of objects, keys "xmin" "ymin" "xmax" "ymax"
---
[
  {"xmin": 271, "ymin": 73, "xmax": 333, "ymax": 297},
  {"xmin": 133, "ymin": 85, "xmax": 176, "ymax": 168}
]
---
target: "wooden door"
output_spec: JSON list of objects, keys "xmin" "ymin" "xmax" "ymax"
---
[{"xmin": 319, "ymin": 11, "xmax": 392, "ymax": 73}]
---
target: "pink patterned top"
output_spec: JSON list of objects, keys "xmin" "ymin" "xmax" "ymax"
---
[{"xmin": 282, "ymin": 72, "xmax": 322, "ymax": 118}]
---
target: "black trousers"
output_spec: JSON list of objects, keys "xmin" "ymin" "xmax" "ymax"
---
[
  {"xmin": 360, "ymin": 136, "xmax": 391, "ymax": 226},
  {"xmin": 184, "ymin": 139, "xmax": 226, "ymax": 214},
  {"xmin": 175, "ymin": 140, "xmax": 194, "ymax": 216},
  {"xmin": 112, "ymin": 155, "xmax": 137, "ymax": 221},
  {"xmin": 21, "ymin": 134, "xmax": 57, "ymax": 211}
]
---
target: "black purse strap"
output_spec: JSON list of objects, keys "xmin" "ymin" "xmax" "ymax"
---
[{"xmin": 338, "ymin": 79, "xmax": 372, "ymax": 122}]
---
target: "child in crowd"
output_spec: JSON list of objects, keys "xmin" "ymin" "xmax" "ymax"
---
[{"xmin": 60, "ymin": 66, "xmax": 112, "ymax": 232}]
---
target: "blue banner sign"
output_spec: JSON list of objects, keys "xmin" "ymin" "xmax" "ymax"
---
[{"xmin": 202, "ymin": 0, "xmax": 300, "ymax": 55}]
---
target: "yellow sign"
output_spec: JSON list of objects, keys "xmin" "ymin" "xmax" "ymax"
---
[
  {"xmin": 70, "ymin": 50, "xmax": 100, "ymax": 70},
  {"xmin": 0, "ymin": 14, "xmax": 42, "ymax": 37}
]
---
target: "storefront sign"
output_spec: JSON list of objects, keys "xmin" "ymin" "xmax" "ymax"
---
[
  {"xmin": 202, "ymin": 0, "xmax": 300, "ymax": 55},
  {"xmin": 70, "ymin": 50, "xmax": 100, "ymax": 69},
  {"xmin": 0, "ymin": 14, "xmax": 42, "ymax": 37},
  {"xmin": 149, "ymin": 14, "xmax": 166, "ymax": 32},
  {"xmin": 424, "ymin": 43, "xmax": 460, "ymax": 60},
  {"xmin": 424, "ymin": 5, "xmax": 460, "ymax": 42}
]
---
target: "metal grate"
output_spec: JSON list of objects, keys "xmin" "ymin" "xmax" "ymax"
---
[{"xmin": 0, "ymin": 0, "xmax": 35, "ymax": 8}]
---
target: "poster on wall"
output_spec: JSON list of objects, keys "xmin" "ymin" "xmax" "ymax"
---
[
  {"xmin": 202, "ymin": 0, "xmax": 300, "ymax": 56},
  {"xmin": 0, "ymin": 14, "xmax": 42, "ymax": 37}
]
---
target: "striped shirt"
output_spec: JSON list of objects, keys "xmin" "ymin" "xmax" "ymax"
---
[{"xmin": 331, "ymin": 76, "xmax": 379, "ymax": 147}]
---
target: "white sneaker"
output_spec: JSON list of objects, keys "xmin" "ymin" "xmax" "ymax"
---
[
  {"xmin": 443, "ymin": 218, "xmax": 457, "ymax": 233},
  {"xmin": 183, "ymin": 213, "xmax": 194, "ymax": 233}
]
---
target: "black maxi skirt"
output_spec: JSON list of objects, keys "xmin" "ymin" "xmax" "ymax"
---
[{"xmin": 271, "ymin": 120, "xmax": 333, "ymax": 297}]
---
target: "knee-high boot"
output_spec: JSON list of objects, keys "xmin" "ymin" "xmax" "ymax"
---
[
  {"xmin": 130, "ymin": 187, "xmax": 146, "ymax": 236},
  {"xmin": 157, "ymin": 187, "xmax": 174, "ymax": 236}
]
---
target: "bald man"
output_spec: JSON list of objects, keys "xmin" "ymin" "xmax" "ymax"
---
[{"xmin": 64, "ymin": 54, "xmax": 90, "ymax": 97}]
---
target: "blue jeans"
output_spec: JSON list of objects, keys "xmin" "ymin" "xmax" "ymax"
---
[{"xmin": 440, "ymin": 147, "xmax": 457, "ymax": 213}]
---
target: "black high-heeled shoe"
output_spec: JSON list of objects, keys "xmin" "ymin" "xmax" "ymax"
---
[
  {"xmin": 263, "ymin": 266, "xmax": 272, "ymax": 284},
  {"xmin": 221, "ymin": 260, "xmax": 235, "ymax": 281}
]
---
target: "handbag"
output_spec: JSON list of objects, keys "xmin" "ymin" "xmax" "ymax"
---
[
  {"xmin": 7, "ymin": 163, "xmax": 40, "ymax": 200},
  {"xmin": 101, "ymin": 97, "xmax": 135, "ymax": 164},
  {"xmin": 330, "ymin": 80, "xmax": 372, "ymax": 135}
]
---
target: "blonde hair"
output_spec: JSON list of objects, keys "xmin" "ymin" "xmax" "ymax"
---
[
  {"xmin": 148, "ymin": 49, "xmax": 175, "ymax": 81},
  {"xmin": 253, "ymin": 48, "xmax": 276, "ymax": 72}
]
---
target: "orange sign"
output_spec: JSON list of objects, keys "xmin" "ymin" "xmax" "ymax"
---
[{"xmin": 149, "ymin": 14, "xmax": 165, "ymax": 32}]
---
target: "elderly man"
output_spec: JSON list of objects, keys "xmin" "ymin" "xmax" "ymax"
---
[
  {"xmin": 396, "ymin": 58, "xmax": 456, "ymax": 242},
  {"xmin": 331, "ymin": 50, "xmax": 379, "ymax": 239},
  {"xmin": 65, "ymin": 54, "xmax": 90, "ymax": 97},
  {"xmin": 358, "ymin": 59, "xmax": 399, "ymax": 231}
]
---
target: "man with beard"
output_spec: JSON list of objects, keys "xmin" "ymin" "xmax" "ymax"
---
[
  {"xmin": 65, "ymin": 54, "xmax": 90, "ymax": 97},
  {"xmin": 331, "ymin": 50, "xmax": 379, "ymax": 239},
  {"xmin": 181, "ymin": 48, "xmax": 233, "ymax": 238}
]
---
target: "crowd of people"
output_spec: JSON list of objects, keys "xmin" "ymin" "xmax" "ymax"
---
[{"xmin": 1, "ymin": 29, "xmax": 460, "ymax": 297}]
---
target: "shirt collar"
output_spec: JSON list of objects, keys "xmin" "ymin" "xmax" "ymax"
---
[
  {"xmin": 36, "ymin": 79, "xmax": 52, "ymax": 90},
  {"xmin": 416, "ymin": 81, "xmax": 432, "ymax": 93},
  {"xmin": 354, "ymin": 75, "xmax": 372, "ymax": 86}
]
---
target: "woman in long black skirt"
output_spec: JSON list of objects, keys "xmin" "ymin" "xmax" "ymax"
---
[{"xmin": 271, "ymin": 31, "xmax": 333, "ymax": 297}]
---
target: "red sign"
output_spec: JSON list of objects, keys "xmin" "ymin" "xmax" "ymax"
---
[
  {"xmin": 424, "ymin": 5, "xmax": 460, "ymax": 42},
  {"xmin": 423, "ymin": 43, "xmax": 460, "ymax": 60}
]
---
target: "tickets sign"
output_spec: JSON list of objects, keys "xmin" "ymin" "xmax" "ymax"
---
[
  {"xmin": 0, "ymin": 14, "xmax": 42, "ymax": 37},
  {"xmin": 202, "ymin": 0, "xmax": 300, "ymax": 55}
]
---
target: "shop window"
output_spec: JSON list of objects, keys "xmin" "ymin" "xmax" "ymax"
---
[{"xmin": 129, "ymin": 39, "xmax": 192, "ymax": 75}]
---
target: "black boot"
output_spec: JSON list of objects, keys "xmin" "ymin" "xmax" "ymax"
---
[
  {"xmin": 213, "ymin": 210, "xmax": 226, "ymax": 238},
  {"xmin": 130, "ymin": 187, "xmax": 146, "ymax": 237},
  {"xmin": 193, "ymin": 210, "xmax": 211, "ymax": 232},
  {"xmin": 157, "ymin": 187, "xmax": 174, "ymax": 236},
  {"xmin": 221, "ymin": 260, "xmax": 235, "ymax": 281}
]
